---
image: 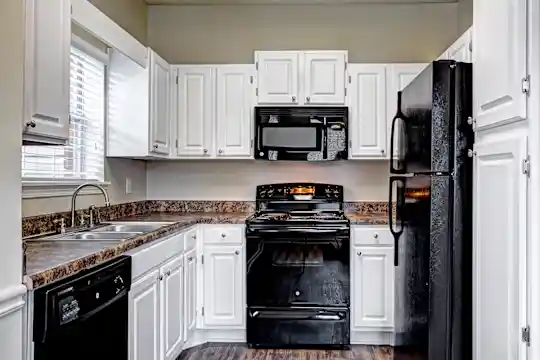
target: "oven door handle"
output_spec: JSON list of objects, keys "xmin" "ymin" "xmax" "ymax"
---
[{"xmin": 252, "ymin": 228, "xmax": 344, "ymax": 233}]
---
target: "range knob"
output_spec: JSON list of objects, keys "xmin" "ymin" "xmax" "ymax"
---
[
  {"xmin": 267, "ymin": 188, "xmax": 275, "ymax": 197},
  {"xmin": 114, "ymin": 275, "xmax": 125, "ymax": 294}
]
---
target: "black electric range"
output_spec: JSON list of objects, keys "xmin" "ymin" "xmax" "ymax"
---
[{"xmin": 245, "ymin": 183, "xmax": 350, "ymax": 349}]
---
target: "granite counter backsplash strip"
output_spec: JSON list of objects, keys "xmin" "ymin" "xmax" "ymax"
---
[{"xmin": 22, "ymin": 200, "xmax": 389, "ymax": 238}]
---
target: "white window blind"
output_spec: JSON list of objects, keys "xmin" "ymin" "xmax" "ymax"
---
[{"xmin": 22, "ymin": 46, "xmax": 106, "ymax": 182}]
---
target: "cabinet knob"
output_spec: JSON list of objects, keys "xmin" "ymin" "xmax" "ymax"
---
[
  {"xmin": 373, "ymin": 233, "xmax": 379, "ymax": 239},
  {"xmin": 203, "ymin": 149, "xmax": 208, "ymax": 154},
  {"xmin": 166, "ymin": 270, "xmax": 171, "ymax": 276},
  {"xmin": 306, "ymin": 96, "xmax": 311, "ymax": 102},
  {"xmin": 159, "ymin": 275, "xmax": 164, "ymax": 281},
  {"xmin": 357, "ymin": 251, "xmax": 362, "ymax": 256},
  {"xmin": 292, "ymin": 95, "xmax": 296, "ymax": 102},
  {"xmin": 192, "ymin": 234, "xmax": 196, "ymax": 240},
  {"xmin": 187, "ymin": 256, "xmax": 194, "ymax": 261},
  {"xmin": 153, "ymin": 144, "xmax": 158, "ymax": 149},
  {"xmin": 25, "ymin": 120, "xmax": 36, "ymax": 128},
  {"xmin": 218, "ymin": 149, "xmax": 224, "ymax": 154},
  {"xmin": 235, "ymin": 250, "xmax": 240, "ymax": 255},
  {"xmin": 380, "ymin": 149, "xmax": 385, "ymax": 154},
  {"xmin": 221, "ymin": 233, "xmax": 226, "ymax": 238}
]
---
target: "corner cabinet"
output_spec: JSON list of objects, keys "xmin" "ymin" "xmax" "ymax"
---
[
  {"xmin": 255, "ymin": 51, "xmax": 348, "ymax": 105},
  {"xmin": 347, "ymin": 64, "xmax": 387, "ymax": 159},
  {"xmin": 149, "ymin": 51, "xmax": 171, "ymax": 155},
  {"xmin": 172, "ymin": 65, "xmax": 255, "ymax": 159},
  {"xmin": 473, "ymin": 0, "xmax": 527, "ymax": 130},
  {"xmin": 438, "ymin": 27, "xmax": 472, "ymax": 63},
  {"xmin": 23, "ymin": 0, "xmax": 70, "ymax": 145},
  {"xmin": 473, "ymin": 133, "xmax": 528, "ymax": 360}
]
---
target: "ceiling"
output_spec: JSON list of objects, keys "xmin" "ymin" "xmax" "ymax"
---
[{"xmin": 146, "ymin": 0, "xmax": 458, "ymax": 5}]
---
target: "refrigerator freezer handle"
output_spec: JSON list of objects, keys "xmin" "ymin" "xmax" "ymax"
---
[{"xmin": 389, "ymin": 176, "xmax": 404, "ymax": 266}]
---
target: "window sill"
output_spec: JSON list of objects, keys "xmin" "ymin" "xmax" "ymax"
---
[{"xmin": 22, "ymin": 181, "xmax": 111, "ymax": 199}]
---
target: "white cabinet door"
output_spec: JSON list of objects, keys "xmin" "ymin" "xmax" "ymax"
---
[
  {"xmin": 348, "ymin": 64, "xmax": 387, "ymax": 158},
  {"xmin": 23, "ymin": 0, "xmax": 70, "ymax": 144},
  {"xmin": 203, "ymin": 245, "xmax": 245, "ymax": 328},
  {"xmin": 160, "ymin": 255, "xmax": 184, "ymax": 360},
  {"xmin": 447, "ymin": 28, "xmax": 472, "ymax": 63},
  {"xmin": 473, "ymin": 0, "xmax": 527, "ymax": 130},
  {"xmin": 256, "ymin": 51, "xmax": 299, "ymax": 104},
  {"xmin": 174, "ymin": 66, "xmax": 214, "ymax": 157},
  {"xmin": 352, "ymin": 246, "xmax": 394, "ymax": 329},
  {"xmin": 473, "ymin": 135, "xmax": 528, "ymax": 360},
  {"xmin": 183, "ymin": 248, "xmax": 197, "ymax": 343},
  {"xmin": 130, "ymin": 270, "xmax": 160, "ymax": 360},
  {"xmin": 216, "ymin": 65, "xmax": 254, "ymax": 158},
  {"xmin": 303, "ymin": 52, "xmax": 347, "ymax": 105},
  {"xmin": 149, "ymin": 50, "xmax": 171, "ymax": 155},
  {"xmin": 386, "ymin": 64, "xmax": 427, "ymax": 158}
]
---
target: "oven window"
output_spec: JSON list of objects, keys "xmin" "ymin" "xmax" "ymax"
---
[{"xmin": 262, "ymin": 127, "xmax": 318, "ymax": 148}]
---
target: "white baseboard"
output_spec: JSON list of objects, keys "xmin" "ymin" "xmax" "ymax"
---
[{"xmin": 350, "ymin": 330, "xmax": 394, "ymax": 345}]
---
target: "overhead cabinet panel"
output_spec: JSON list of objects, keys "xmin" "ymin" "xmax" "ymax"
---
[
  {"xmin": 150, "ymin": 51, "xmax": 171, "ymax": 155},
  {"xmin": 256, "ymin": 52, "xmax": 299, "ymax": 104},
  {"xmin": 303, "ymin": 52, "xmax": 347, "ymax": 104}
]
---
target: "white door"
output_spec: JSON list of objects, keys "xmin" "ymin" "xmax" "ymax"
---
[
  {"xmin": 386, "ymin": 64, "xmax": 427, "ymax": 158},
  {"xmin": 174, "ymin": 66, "xmax": 214, "ymax": 157},
  {"xmin": 473, "ymin": 0, "xmax": 527, "ymax": 130},
  {"xmin": 216, "ymin": 65, "xmax": 254, "ymax": 158},
  {"xmin": 255, "ymin": 51, "xmax": 299, "ymax": 104},
  {"xmin": 203, "ymin": 245, "xmax": 245, "ymax": 328},
  {"xmin": 473, "ymin": 135, "xmax": 528, "ymax": 360},
  {"xmin": 447, "ymin": 28, "xmax": 472, "ymax": 63},
  {"xmin": 149, "ymin": 50, "xmax": 171, "ymax": 155},
  {"xmin": 160, "ymin": 255, "xmax": 184, "ymax": 360},
  {"xmin": 183, "ymin": 248, "xmax": 197, "ymax": 343},
  {"xmin": 303, "ymin": 51, "xmax": 347, "ymax": 105},
  {"xmin": 130, "ymin": 270, "xmax": 160, "ymax": 360},
  {"xmin": 352, "ymin": 246, "xmax": 394, "ymax": 329},
  {"xmin": 23, "ymin": 0, "xmax": 70, "ymax": 144},
  {"xmin": 347, "ymin": 64, "xmax": 387, "ymax": 158}
]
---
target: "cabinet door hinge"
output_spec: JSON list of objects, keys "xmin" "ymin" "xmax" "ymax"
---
[
  {"xmin": 522, "ymin": 75, "xmax": 530, "ymax": 95},
  {"xmin": 469, "ymin": 41, "xmax": 472, "ymax": 53},
  {"xmin": 201, "ymin": 255, "xmax": 204, "ymax": 264},
  {"xmin": 175, "ymin": 139, "xmax": 178, "ymax": 148},
  {"xmin": 344, "ymin": 88, "xmax": 347, "ymax": 96},
  {"xmin": 522, "ymin": 326, "xmax": 531, "ymax": 346},
  {"xmin": 256, "ymin": 88, "xmax": 259, "ymax": 96},
  {"xmin": 202, "ymin": 307, "xmax": 205, "ymax": 316},
  {"xmin": 255, "ymin": 61, "xmax": 258, "ymax": 70},
  {"xmin": 250, "ymin": 76, "xmax": 253, "ymax": 84},
  {"xmin": 345, "ymin": 62, "xmax": 347, "ymax": 70},
  {"xmin": 250, "ymin": 139, "xmax": 254, "ymax": 149},
  {"xmin": 522, "ymin": 155, "xmax": 531, "ymax": 177},
  {"xmin": 176, "ymin": 75, "xmax": 179, "ymax": 85},
  {"xmin": 348, "ymin": 75, "xmax": 352, "ymax": 84},
  {"xmin": 349, "ymin": 139, "xmax": 352, "ymax": 149}
]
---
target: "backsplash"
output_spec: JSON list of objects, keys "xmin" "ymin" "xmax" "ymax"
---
[{"xmin": 22, "ymin": 200, "xmax": 389, "ymax": 238}]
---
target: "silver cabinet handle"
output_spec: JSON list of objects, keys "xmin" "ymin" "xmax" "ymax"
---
[
  {"xmin": 218, "ymin": 149, "xmax": 224, "ymax": 154},
  {"xmin": 357, "ymin": 251, "xmax": 362, "ymax": 256},
  {"xmin": 306, "ymin": 96, "xmax": 310, "ymax": 102},
  {"xmin": 235, "ymin": 250, "xmax": 240, "ymax": 255},
  {"xmin": 292, "ymin": 95, "xmax": 296, "ymax": 102},
  {"xmin": 221, "ymin": 233, "xmax": 226, "ymax": 238},
  {"xmin": 25, "ymin": 120, "xmax": 36, "ymax": 128},
  {"xmin": 203, "ymin": 149, "xmax": 208, "ymax": 154}
]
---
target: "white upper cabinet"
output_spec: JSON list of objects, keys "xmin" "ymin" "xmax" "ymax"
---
[
  {"xmin": 23, "ymin": 0, "xmax": 70, "ymax": 145},
  {"xmin": 386, "ymin": 64, "xmax": 427, "ymax": 158},
  {"xmin": 255, "ymin": 51, "xmax": 347, "ymax": 105},
  {"xmin": 149, "ymin": 51, "xmax": 171, "ymax": 155},
  {"xmin": 438, "ymin": 27, "xmax": 472, "ymax": 63},
  {"xmin": 303, "ymin": 52, "xmax": 347, "ymax": 105},
  {"xmin": 216, "ymin": 65, "xmax": 255, "ymax": 158},
  {"xmin": 203, "ymin": 245, "xmax": 245, "ymax": 328},
  {"xmin": 473, "ymin": 0, "xmax": 527, "ymax": 130},
  {"xmin": 173, "ymin": 66, "xmax": 214, "ymax": 158},
  {"xmin": 255, "ymin": 51, "xmax": 299, "ymax": 104},
  {"xmin": 352, "ymin": 246, "xmax": 394, "ymax": 329},
  {"xmin": 347, "ymin": 64, "xmax": 387, "ymax": 159},
  {"xmin": 473, "ymin": 134, "xmax": 528, "ymax": 360},
  {"xmin": 160, "ymin": 255, "xmax": 184, "ymax": 360}
]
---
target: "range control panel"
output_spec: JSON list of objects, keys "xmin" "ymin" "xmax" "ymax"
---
[{"xmin": 255, "ymin": 183, "xmax": 344, "ymax": 201}]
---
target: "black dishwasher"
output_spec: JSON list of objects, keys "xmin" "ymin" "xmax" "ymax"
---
[{"xmin": 33, "ymin": 256, "xmax": 131, "ymax": 360}]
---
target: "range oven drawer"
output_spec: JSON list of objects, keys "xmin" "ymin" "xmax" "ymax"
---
[{"xmin": 247, "ymin": 307, "xmax": 350, "ymax": 348}]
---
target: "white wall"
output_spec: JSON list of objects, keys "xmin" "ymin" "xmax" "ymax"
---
[
  {"xmin": 147, "ymin": 161, "xmax": 389, "ymax": 201},
  {"xmin": 0, "ymin": 1, "xmax": 26, "ymax": 359}
]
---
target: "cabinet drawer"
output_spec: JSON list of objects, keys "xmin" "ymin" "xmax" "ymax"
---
[
  {"xmin": 184, "ymin": 226, "xmax": 198, "ymax": 250},
  {"xmin": 353, "ymin": 226, "xmax": 393, "ymax": 245},
  {"xmin": 129, "ymin": 232, "xmax": 184, "ymax": 280},
  {"xmin": 203, "ymin": 225, "xmax": 244, "ymax": 245}
]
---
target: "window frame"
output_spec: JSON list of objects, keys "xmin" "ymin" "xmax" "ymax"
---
[{"xmin": 22, "ymin": 35, "xmax": 110, "ymax": 199}]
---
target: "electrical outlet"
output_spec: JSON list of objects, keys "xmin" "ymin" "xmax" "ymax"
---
[{"xmin": 125, "ymin": 178, "xmax": 132, "ymax": 194}]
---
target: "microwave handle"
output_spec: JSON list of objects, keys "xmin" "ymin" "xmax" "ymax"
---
[{"xmin": 322, "ymin": 126, "xmax": 326, "ymax": 159}]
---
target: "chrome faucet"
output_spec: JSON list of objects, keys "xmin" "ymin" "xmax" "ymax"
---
[{"xmin": 70, "ymin": 183, "xmax": 110, "ymax": 228}]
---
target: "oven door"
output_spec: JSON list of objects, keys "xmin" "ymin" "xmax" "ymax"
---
[{"xmin": 246, "ymin": 231, "xmax": 350, "ymax": 307}]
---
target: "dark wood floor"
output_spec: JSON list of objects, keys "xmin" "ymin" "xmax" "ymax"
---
[{"xmin": 177, "ymin": 344, "xmax": 393, "ymax": 360}]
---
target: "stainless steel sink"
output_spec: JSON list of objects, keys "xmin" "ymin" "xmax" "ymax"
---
[
  {"xmin": 93, "ymin": 222, "xmax": 172, "ymax": 233},
  {"xmin": 56, "ymin": 231, "xmax": 141, "ymax": 240}
]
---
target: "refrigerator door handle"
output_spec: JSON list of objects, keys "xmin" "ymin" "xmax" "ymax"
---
[
  {"xmin": 389, "ymin": 177, "xmax": 405, "ymax": 266},
  {"xmin": 390, "ymin": 91, "xmax": 405, "ymax": 174}
]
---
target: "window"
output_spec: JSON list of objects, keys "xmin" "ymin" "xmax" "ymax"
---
[{"xmin": 22, "ymin": 45, "xmax": 106, "ymax": 183}]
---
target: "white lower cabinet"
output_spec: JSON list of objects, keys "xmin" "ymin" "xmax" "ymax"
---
[
  {"xmin": 160, "ymin": 255, "xmax": 184, "ymax": 360},
  {"xmin": 203, "ymin": 244, "xmax": 245, "ymax": 328},
  {"xmin": 183, "ymin": 248, "xmax": 197, "ymax": 343}
]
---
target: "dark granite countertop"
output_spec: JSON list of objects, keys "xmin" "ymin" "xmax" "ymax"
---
[{"xmin": 24, "ymin": 211, "xmax": 387, "ymax": 289}]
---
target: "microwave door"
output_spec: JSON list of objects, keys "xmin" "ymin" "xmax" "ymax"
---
[{"xmin": 257, "ymin": 124, "xmax": 324, "ymax": 160}]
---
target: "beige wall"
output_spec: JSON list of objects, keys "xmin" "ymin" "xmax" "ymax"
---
[
  {"xmin": 457, "ymin": 0, "xmax": 473, "ymax": 34},
  {"xmin": 89, "ymin": 0, "xmax": 148, "ymax": 44},
  {"xmin": 22, "ymin": 0, "xmax": 149, "ymax": 217},
  {"xmin": 147, "ymin": 3, "xmax": 459, "ymax": 64}
]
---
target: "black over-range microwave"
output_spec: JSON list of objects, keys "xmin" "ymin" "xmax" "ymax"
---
[{"xmin": 254, "ymin": 106, "xmax": 348, "ymax": 161}]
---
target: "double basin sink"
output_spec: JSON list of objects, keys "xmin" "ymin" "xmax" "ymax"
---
[{"xmin": 36, "ymin": 222, "xmax": 174, "ymax": 243}]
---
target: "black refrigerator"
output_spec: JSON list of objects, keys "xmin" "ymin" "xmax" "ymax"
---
[{"xmin": 388, "ymin": 60, "xmax": 473, "ymax": 360}]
